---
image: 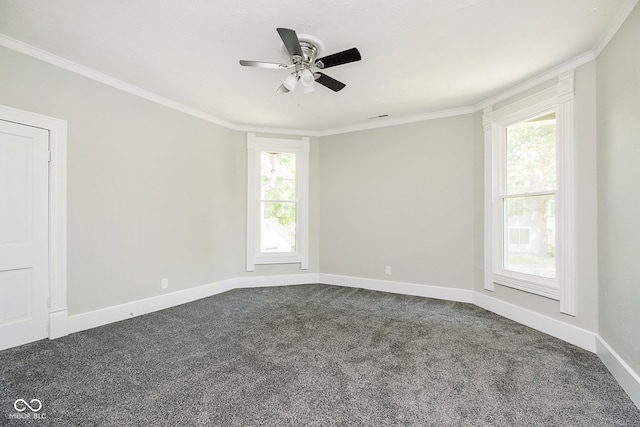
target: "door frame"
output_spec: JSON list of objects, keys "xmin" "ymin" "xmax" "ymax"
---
[{"xmin": 0, "ymin": 104, "xmax": 68, "ymax": 339}]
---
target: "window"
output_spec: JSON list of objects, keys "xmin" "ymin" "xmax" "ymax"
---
[
  {"xmin": 484, "ymin": 71, "xmax": 576, "ymax": 315},
  {"xmin": 509, "ymin": 227, "xmax": 531, "ymax": 246},
  {"xmin": 504, "ymin": 113, "xmax": 556, "ymax": 279},
  {"xmin": 509, "ymin": 198, "xmax": 526, "ymax": 217},
  {"xmin": 246, "ymin": 133, "xmax": 309, "ymax": 271},
  {"xmin": 260, "ymin": 151, "xmax": 297, "ymax": 253}
]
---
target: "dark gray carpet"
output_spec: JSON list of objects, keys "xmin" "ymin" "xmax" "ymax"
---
[{"xmin": 1, "ymin": 284, "xmax": 639, "ymax": 426}]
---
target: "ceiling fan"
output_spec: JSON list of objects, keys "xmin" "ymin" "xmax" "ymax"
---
[{"xmin": 239, "ymin": 28, "xmax": 361, "ymax": 93}]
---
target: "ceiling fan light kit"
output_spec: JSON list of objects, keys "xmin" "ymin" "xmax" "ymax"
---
[
  {"xmin": 283, "ymin": 73, "xmax": 299, "ymax": 91},
  {"xmin": 300, "ymin": 68, "xmax": 315, "ymax": 87},
  {"xmin": 239, "ymin": 27, "xmax": 361, "ymax": 94}
]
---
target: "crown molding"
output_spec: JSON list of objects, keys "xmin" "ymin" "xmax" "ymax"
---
[
  {"xmin": 317, "ymin": 106, "xmax": 477, "ymax": 136},
  {"xmin": 0, "ymin": 33, "xmax": 239, "ymax": 131},
  {"xmin": 240, "ymin": 124, "xmax": 321, "ymax": 137},
  {"xmin": 593, "ymin": 0, "xmax": 639, "ymax": 57},
  {"xmin": 317, "ymin": 49, "xmax": 596, "ymax": 136},
  {"xmin": 473, "ymin": 50, "xmax": 595, "ymax": 112},
  {"xmin": 0, "ymin": 31, "xmax": 607, "ymax": 137}
]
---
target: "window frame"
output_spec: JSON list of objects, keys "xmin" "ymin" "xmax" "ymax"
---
[
  {"xmin": 483, "ymin": 71, "xmax": 577, "ymax": 315},
  {"xmin": 246, "ymin": 133, "xmax": 309, "ymax": 271}
]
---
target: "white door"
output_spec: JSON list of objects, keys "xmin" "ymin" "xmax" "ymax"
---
[{"xmin": 0, "ymin": 120, "xmax": 49, "ymax": 350}]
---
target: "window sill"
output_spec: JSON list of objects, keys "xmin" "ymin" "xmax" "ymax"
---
[
  {"xmin": 493, "ymin": 272, "xmax": 560, "ymax": 300},
  {"xmin": 246, "ymin": 253, "xmax": 308, "ymax": 271}
]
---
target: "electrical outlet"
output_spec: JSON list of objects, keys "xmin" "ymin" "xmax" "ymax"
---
[
  {"xmin": 385, "ymin": 266, "xmax": 391, "ymax": 275},
  {"xmin": 161, "ymin": 278, "xmax": 169, "ymax": 289}
]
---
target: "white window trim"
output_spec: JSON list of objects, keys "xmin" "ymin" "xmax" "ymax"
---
[
  {"xmin": 246, "ymin": 132, "xmax": 309, "ymax": 271},
  {"xmin": 483, "ymin": 71, "xmax": 577, "ymax": 316}
]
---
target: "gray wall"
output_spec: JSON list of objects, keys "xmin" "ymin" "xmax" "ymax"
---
[
  {"xmin": 319, "ymin": 62, "xmax": 599, "ymax": 332},
  {"xmin": 0, "ymin": 46, "xmax": 319, "ymax": 316},
  {"xmin": 597, "ymin": 3, "xmax": 640, "ymax": 375},
  {"xmin": 320, "ymin": 116, "xmax": 476, "ymax": 290}
]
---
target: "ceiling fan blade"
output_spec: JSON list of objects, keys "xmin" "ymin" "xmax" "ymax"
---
[
  {"xmin": 240, "ymin": 60, "xmax": 290, "ymax": 69},
  {"xmin": 277, "ymin": 27, "xmax": 303, "ymax": 58},
  {"xmin": 316, "ymin": 48, "xmax": 361, "ymax": 69},
  {"xmin": 314, "ymin": 72, "xmax": 346, "ymax": 92},
  {"xmin": 276, "ymin": 84, "xmax": 290, "ymax": 93}
]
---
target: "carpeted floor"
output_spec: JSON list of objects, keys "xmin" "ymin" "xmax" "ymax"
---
[{"xmin": 1, "ymin": 284, "xmax": 639, "ymax": 426}]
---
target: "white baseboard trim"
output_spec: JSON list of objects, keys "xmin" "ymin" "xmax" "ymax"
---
[
  {"xmin": 320, "ymin": 274, "xmax": 596, "ymax": 352},
  {"xmin": 63, "ymin": 274, "xmax": 595, "ymax": 353},
  {"xmin": 49, "ymin": 308, "xmax": 69, "ymax": 339},
  {"xmin": 67, "ymin": 278, "xmax": 237, "ymax": 334},
  {"xmin": 473, "ymin": 292, "xmax": 597, "ymax": 352},
  {"xmin": 66, "ymin": 273, "xmax": 320, "ymax": 335},
  {"xmin": 319, "ymin": 274, "xmax": 474, "ymax": 303},
  {"xmin": 597, "ymin": 335, "xmax": 640, "ymax": 409},
  {"xmin": 235, "ymin": 273, "xmax": 320, "ymax": 289},
  {"xmin": 50, "ymin": 273, "xmax": 640, "ymax": 408}
]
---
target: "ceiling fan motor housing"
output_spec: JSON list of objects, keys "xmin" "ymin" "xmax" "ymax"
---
[{"xmin": 288, "ymin": 35, "xmax": 325, "ymax": 72}]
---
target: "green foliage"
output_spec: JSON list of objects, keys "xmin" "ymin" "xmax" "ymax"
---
[
  {"xmin": 264, "ymin": 202, "xmax": 296, "ymax": 228},
  {"xmin": 505, "ymin": 115, "xmax": 557, "ymax": 265},
  {"xmin": 506, "ymin": 118, "xmax": 556, "ymax": 194},
  {"xmin": 261, "ymin": 152, "xmax": 296, "ymax": 226}
]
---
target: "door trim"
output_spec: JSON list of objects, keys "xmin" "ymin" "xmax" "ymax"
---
[{"xmin": 0, "ymin": 104, "xmax": 68, "ymax": 339}]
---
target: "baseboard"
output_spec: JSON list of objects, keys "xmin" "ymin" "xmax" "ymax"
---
[
  {"xmin": 597, "ymin": 336, "xmax": 640, "ymax": 409},
  {"xmin": 46, "ymin": 273, "xmax": 640, "ymax": 408},
  {"xmin": 66, "ymin": 273, "xmax": 320, "ymax": 335},
  {"xmin": 67, "ymin": 278, "xmax": 237, "ymax": 334},
  {"xmin": 63, "ymin": 274, "xmax": 594, "ymax": 353},
  {"xmin": 49, "ymin": 308, "xmax": 69, "ymax": 339},
  {"xmin": 319, "ymin": 274, "xmax": 596, "ymax": 352},
  {"xmin": 235, "ymin": 273, "xmax": 320, "ymax": 289},
  {"xmin": 319, "ymin": 274, "xmax": 474, "ymax": 303},
  {"xmin": 473, "ymin": 291, "xmax": 597, "ymax": 352}
]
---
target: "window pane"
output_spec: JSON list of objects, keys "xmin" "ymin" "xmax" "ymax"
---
[
  {"xmin": 261, "ymin": 152, "xmax": 296, "ymax": 201},
  {"xmin": 505, "ymin": 112, "xmax": 556, "ymax": 194},
  {"xmin": 260, "ymin": 202, "xmax": 296, "ymax": 253},
  {"xmin": 504, "ymin": 195, "xmax": 555, "ymax": 278}
]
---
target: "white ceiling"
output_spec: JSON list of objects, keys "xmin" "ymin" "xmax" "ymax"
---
[{"xmin": 0, "ymin": 0, "xmax": 631, "ymax": 133}]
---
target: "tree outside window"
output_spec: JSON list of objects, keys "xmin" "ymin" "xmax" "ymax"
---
[{"xmin": 504, "ymin": 112, "xmax": 557, "ymax": 279}]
